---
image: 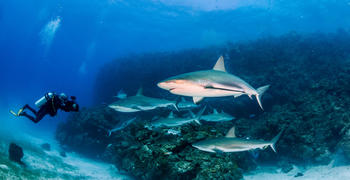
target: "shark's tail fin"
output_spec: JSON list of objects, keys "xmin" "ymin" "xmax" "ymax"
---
[
  {"xmin": 269, "ymin": 129, "xmax": 284, "ymax": 153},
  {"xmin": 255, "ymin": 85, "xmax": 270, "ymax": 110},
  {"xmin": 194, "ymin": 106, "xmax": 206, "ymax": 125},
  {"xmin": 107, "ymin": 130, "xmax": 112, "ymax": 137}
]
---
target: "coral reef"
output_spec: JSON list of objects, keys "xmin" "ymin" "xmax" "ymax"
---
[{"xmin": 56, "ymin": 31, "xmax": 350, "ymax": 179}]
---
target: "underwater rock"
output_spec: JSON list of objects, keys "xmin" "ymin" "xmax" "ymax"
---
[
  {"xmin": 41, "ymin": 143, "xmax": 51, "ymax": 151},
  {"xmin": 294, "ymin": 172, "xmax": 304, "ymax": 177},
  {"xmin": 60, "ymin": 151, "xmax": 67, "ymax": 158},
  {"xmin": 9, "ymin": 143, "xmax": 24, "ymax": 164},
  {"xmin": 280, "ymin": 162, "xmax": 293, "ymax": 173}
]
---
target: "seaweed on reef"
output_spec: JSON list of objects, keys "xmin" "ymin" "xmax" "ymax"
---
[{"xmin": 57, "ymin": 31, "xmax": 350, "ymax": 179}]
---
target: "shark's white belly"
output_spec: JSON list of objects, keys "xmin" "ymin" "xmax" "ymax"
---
[{"xmin": 216, "ymin": 143, "xmax": 269, "ymax": 153}]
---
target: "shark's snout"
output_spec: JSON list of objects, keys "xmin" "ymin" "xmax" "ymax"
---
[
  {"xmin": 157, "ymin": 81, "xmax": 169, "ymax": 89},
  {"xmin": 157, "ymin": 80, "xmax": 178, "ymax": 90}
]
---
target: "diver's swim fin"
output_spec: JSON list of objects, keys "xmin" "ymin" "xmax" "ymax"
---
[
  {"xmin": 10, "ymin": 110, "xmax": 18, "ymax": 116},
  {"xmin": 10, "ymin": 108, "xmax": 24, "ymax": 116}
]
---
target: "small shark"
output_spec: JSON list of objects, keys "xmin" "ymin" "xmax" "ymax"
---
[
  {"xmin": 192, "ymin": 126, "xmax": 284, "ymax": 153},
  {"xmin": 177, "ymin": 97, "xmax": 200, "ymax": 110},
  {"xmin": 107, "ymin": 117, "xmax": 137, "ymax": 136},
  {"xmin": 109, "ymin": 88, "xmax": 178, "ymax": 112},
  {"xmin": 148, "ymin": 106, "xmax": 206, "ymax": 128},
  {"xmin": 200, "ymin": 109, "xmax": 235, "ymax": 122},
  {"xmin": 157, "ymin": 56, "xmax": 270, "ymax": 110},
  {"xmin": 113, "ymin": 89, "xmax": 127, "ymax": 99}
]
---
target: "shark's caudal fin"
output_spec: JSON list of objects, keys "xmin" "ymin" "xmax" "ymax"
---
[
  {"xmin": 269, "ymin": 129, "xmax": 284, "ymax": 153},
  {"xmin": 194, "ymin": 106, "xmax": 206, "ymax": 125},
  {"xmin": 255, "ymin": 85, "xmax": 270, "ymax": 110},
  {"xmin": 107, "ymin": 130, "xmax": 112, "ymax": 137}
]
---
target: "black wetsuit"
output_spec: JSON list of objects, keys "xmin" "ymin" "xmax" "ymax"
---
[{"xmin": 19, "ymin": 94, "xmax": 79, "ymax": 123}]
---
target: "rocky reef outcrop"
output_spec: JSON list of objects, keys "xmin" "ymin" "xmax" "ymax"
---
[
  {"xmin": 56, "ymin": 31, "xmax": 350, "ymax": 179},
  {"xmin": 8, "ymin": 143, "xmax": 24, "ymax": 165}
]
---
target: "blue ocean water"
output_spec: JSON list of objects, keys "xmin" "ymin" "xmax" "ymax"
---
[{"xmin": 1, "ymin": 0, "xmax": 350, "ymax": 179}]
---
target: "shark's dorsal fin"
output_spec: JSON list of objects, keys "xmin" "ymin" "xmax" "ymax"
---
[
  {"xmin": 213, "ymin": 109, "xmax": 218, "ymax": 114},
  {"xmin": 168, "ymin": 111, "xmax": 174, "ymax": 118},
  {"xmin": 226, "ymin": 126, "xmax": 236, "ymax": 138},
  {"xmin": 213, "ymin": 56, "xmax": 226, "ymax": 72},
  {"xmin": 181, "ymin": 97, "xmax": 186, "ymax": 102},
  {"xmin": 116, "ymin": 89, "xmax": 127, "ymax": 99},
  {"xmin": 136, "ymin": 87, "xmax": 143, "ymax": 96},
  {"xmin": 193, "ymin": 96, "xmax": 204, "ymax": 104}
]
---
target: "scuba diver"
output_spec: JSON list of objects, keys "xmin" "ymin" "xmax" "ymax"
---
[{"xmin": 10, "ymin": 92, "xmax": 79, "ymax": 123}]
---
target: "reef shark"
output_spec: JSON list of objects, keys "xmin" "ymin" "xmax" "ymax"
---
[
  {"xmin": 177, "ymin": 97, "xmax": 200, "ymax": 110},
  {"xmin": 192, "ymin": 126, "xmax": 284, "ymax": 153},
  {"xmin": 148, "ymin": 106, "xmax": 206, "ymax": 128},
  {"xmin": 107, "ymin": 117, "xmax": 137, "ymax": 136},
  {"xmin": 157, "ymin": 56, "xmax": 270, "ymax": 110},
  {"xmin": 199, "ymin": 109, "xmax": 235, "ymax": 122},
  {"xmin": 109, "ymin": 88, "xmax": 178, "ymax": 112}
]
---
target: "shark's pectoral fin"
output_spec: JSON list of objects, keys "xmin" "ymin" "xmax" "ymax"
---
[
  {"xmin": 193, "ymin": 96, "xmax": 204, "ymax": 104},
  {"xmin": 213, "ymin": 148, "xmax": 225, "ymax": 154},
  {"xmin": 132, "ymin": 106, "xmax": 143, "ymax": 111}
]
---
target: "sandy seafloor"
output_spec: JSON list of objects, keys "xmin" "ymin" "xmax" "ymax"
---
[
  {"xmin": 244, "ymin": 163, "xmax": 350, "ymax": 180},
  {"xmin": 0, "ymin": 130, "xmax": 132, "ymax": 180},
  {"xmin": 2, "ymin": 132, "xmax": 350, "ymax": 180}
]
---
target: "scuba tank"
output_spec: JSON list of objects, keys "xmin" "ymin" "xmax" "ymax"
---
[{"xmin": 35, "ymin": 92, "xmax": 54, "ymax": 108}]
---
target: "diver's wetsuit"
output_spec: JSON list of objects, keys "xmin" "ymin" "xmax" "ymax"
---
[{"xmin": 19, "ymin": 93, "xmax": 79, "ymax": 123}]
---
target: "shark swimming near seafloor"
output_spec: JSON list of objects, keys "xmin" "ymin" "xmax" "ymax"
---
[
  {"xmin": 109, "ymin": 88, "xmax": 178, "ymax": 113},
  {"xmin": 192, "ymin": 126, "xmax": 284, "ymax": 153},
  {"xmin": 147, "ymin": 106, "xmax": 206, "ymax": 128},
  {"xmin": 199, "ymin": 108, "xmax": 235, "ymax": 122},
  {"xmin": 107, "ymin": 117, "xmax": 137, "ymax": 136}
]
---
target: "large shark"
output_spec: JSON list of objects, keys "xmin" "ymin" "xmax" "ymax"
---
[
  {"xmin": 107, "ymin": 117, "xmax": 136, "ymax": 136},
  {"xmin": 109, "ymin": 88, "xmax": 178, "ymax": 113},
  {"xmin": 177, "ymin": 97, "xmax": 200, "ymax": 110},
  {"xmin": 148, "ymin": 106, "xmax": 206, "ymax": 128},
  {"xmin": 157, "ymin": 56, "xmax": 270, "ymax": 110},
  {"xmin": 199, "ymin": 108, "xmax": 235, "ymax": 122},
  {"xmin": 192, "ymin": 126, "xmax": 283, "ymax": 153}
]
